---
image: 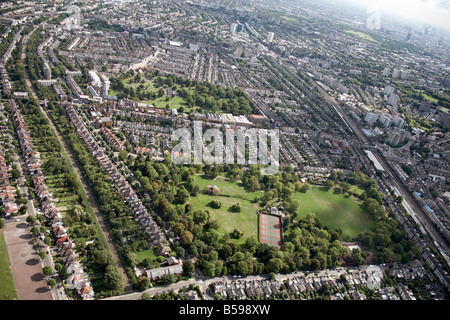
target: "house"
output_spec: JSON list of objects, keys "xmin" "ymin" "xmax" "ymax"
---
[
  {"xmin": 52, "ymin": 225, "xmax": 66, "ymax": 238},
  {"xmin": 77, "ymin": 285, "xmax": 94, "ymax": 300},
  {"xmin": 146, "ymin": 264, "xmax": 183, "ymax": 282},
  {"xmin": 66, "ymin": 273, "xmax": 86, "ymax": 290},
  {"xmin": 62, "ymin": 251, "xmax": 76, "ymax": 267},
  {"xmin": 167, "ymin": 257, "xmax": 181, "ymax": 266},
  {"xmin": 157, "ymin": 241, "xmax": 172, "ymax": 256}
]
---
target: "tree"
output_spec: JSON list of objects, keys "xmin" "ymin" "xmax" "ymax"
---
[
  {"xmin": 47, "ymin": 279, "xmax": 56, "ymax": 288},
  {"xmin": 26, "ymin": 215, "xmax": 36, "ymax": 225},
  {"xmin": 138, "ymin": 276, "xmax": 151, "ymax": 291},
  {"xmin": 103, "ymin": 265, "xmax": 123, "ymax": 291},
  {"xmin": 325, "ymin": 180, "xmax": 335, "ymax": 189},
  {"xmin": 266, "ymin": 258, "xmax": 283, "ymax": 273},
  {"xmin": 232, "ymin": 228, "xmax": 243, "ymax": 239},
  {"xmin": 11, "ymin": 168, "xmax": 20, "ymax": 180},
  {"xmin": 284, "ymin": 199, "xmax": 300, "ymax": 216},
  {"xmin": 118, "ymin": 150, "xmax": 128, "ymax": 161},
  {"xmin": 230, "ymin": 203, "xmax": 241, "ymax": 212},
  {"xmin": 209, "ymin": 200, "xmax": 222, "ymax": 209},
  {"xmin": 38, "ymin": 250, "xmax": 47, "ymax": 260},
  {"xmin": 182, "ymin": 260, "xmax": 195, "ymax": 277},
  {"xmin": 193, "ymin": 210, "xmax": 209, "ymax": 225},
  {"xmin": 299, "ymin": 183, "xmax": 311, "ymax": 193},
  {"xmin": 176, "ymin": 187, "xmax": 190, "ymax": 204},
  {"xmin": 352, "ymin": 248, "xmax": 366, "ymax": 266},
  {"xmin": 179, "ymin": 230, "xmax": 194, "ymax": 244},
  {"xmin": 141, "ymin": 292, "xmax": 151, "ymax": 300},
  {"xmin": 42, "ymin": 266, "xmax": 52, "ymax": 276},
  {"xmin": 162, "ymin": 273, "xmax": 177, "ymax": 284}
]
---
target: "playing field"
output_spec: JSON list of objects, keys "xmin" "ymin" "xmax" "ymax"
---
[{"xmin": 291, "ymin": 186, "xmax": 375, "ymax": 241}]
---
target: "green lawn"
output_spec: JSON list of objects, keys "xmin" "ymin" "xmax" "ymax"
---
[
  {"xmin": 187, "ymin": 177, "xmax": 374, "ymax": 244},
  {"xmin": 189, "ymin": 193, "xmax": 260, "ymax": 244},
  {"xmin": 344, "ymin": 30, "xmax": 380, "ymax": 44},
  {"xmin": 135, "ymin": 247, "xmax": 159, "ymax": 264},
  {"xmin": 422, "ymin": 93, "xmax": 439, "ymax": 103},
  {"xmin": 188, "ymin": 175, "xmax": 264, "ymax": 244},
  {"xmin": 0, "ymin": 230, "xmax": 18, "ymax": 300},
  {"xmin": 193, "ymin": 175, "xmax": 264, "ymax": 200},
  {"xmin": 291, "ymin": 186, "xmax": 375, "ymax": 241}
]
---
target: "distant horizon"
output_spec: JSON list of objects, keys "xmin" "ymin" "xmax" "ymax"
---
[{"xmin": 337, "ymin": 0, "xmax": 450, "ymax": 31}]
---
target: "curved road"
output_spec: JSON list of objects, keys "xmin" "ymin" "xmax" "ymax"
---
[{"xmin": 20, "ymin": 21, "xmax": 133, "ymax": 293}]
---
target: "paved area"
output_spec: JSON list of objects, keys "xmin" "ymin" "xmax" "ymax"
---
[{"xmin": 3, "ymin": 221, "xmax": 52, "ymax": 300}]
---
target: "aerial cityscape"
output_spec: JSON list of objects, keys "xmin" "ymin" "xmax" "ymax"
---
[{"xmin": 0, "ymin": 0, "xmax": 449, "ymax": 306}]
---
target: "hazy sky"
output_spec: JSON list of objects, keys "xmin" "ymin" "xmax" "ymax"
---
[{"xmin": 346, "ymin": 0, "xmax": 450, "ymax": 30}]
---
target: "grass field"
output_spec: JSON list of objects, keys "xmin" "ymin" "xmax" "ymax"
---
[
  {"xmin": 422, "ymin": 93, "xmax": 439, "ymax": 103},
  {"xmin": 291, "ymin": 186, "xmax": 375, "ymax": 241},
  {"xmin": 193, "ymin": 175, "xmax": 264, "ymax": 200},
  {"xmin": 344, "ymin": 30, "xmax": 380, "ymax": 44},
  {"xmin": 188, "ymin": 175, "xmax": 265, "ymax": 244},
  {"xmin": 0, "ymin": 230, "xmax": 18, "ymax": 300},
  {"xmin": 189, "ymin": 193, "xmax": 260, "ymax": 244}
]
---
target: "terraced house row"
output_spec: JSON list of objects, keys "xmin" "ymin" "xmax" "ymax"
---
[
  {"xmin": 0, "ymin": 143, "xmax": 18, "ymax": 216},
  {"xmin": 8, "ymin": 99, "xmax": 94, "ymax": 300},
  {"xmin": 64, "ymin": 102, "xmax": 171, "ymax": 256}
]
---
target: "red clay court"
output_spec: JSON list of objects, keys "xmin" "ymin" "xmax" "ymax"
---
[{"xmin": 258, "ymin": 213, "xmax": 282, "ymax": 249}]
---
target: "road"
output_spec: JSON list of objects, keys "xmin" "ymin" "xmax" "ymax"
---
[{"xmin": 20, "ymin": 20, "xmax": 133, "ymax": 293}]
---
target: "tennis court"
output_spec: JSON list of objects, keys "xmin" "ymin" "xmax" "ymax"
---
[{"xmin": 259, "ymin": 213, "xmax": 282, "ymax": 249}]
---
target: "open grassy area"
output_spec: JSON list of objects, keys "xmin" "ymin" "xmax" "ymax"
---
[
  {"xmin": 187, "ymin": 175, "xmax": 374, "ymax": 244},
  {"xmin": 344, "ymin": 30, "xmax": 380, "ymax": 44},
  {"xmin": 291, "ymin": 186, "xmax": 375, "ymax": 241},
  {"xmin": 193, "ymin": 175, "xmax": 264, "ymax": 200},
  {"xmin": 422, "ymin": 93, "xmax": 439, "ymax": 103},
  {"xmin": 135, "ymin": 247, "xmax": 159, "ymax": 264},
  {"xmin": 189, "ymin": 193, "xmax": 260, "ymax": 244},
  {"xmin": 188, "ymin": 175, "xmax": 264, "ymax": 244},
  {"xmin": 0, "ymin": 230, "xmax": 18, "ymax": 300}
]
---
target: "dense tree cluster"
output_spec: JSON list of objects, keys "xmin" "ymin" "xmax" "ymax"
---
[{"xmin": 110, "ymin": 71, "xmax": 259, "ymax": 116}]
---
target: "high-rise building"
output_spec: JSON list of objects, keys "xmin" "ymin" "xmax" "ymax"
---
[
  {"xmin": 43, "ymin": 62, "xmax": 52, "ymax": 80},
  {"xmin": 392, "ymin": 68, "xmax": 400, "ymax": 79},
  {"xmin": 389, "ymin": 129, "xmax": 408, "ymax": 146},
  {"xmin": 384, "ymin": 85, "xmax": 395, "ymax": 96},
  {"xmin": 236, "ymin": 23, "xmax": 245, "ymax": 33},
  {"xmin": 378, "ymin": 114, "xmax": 392, "ymax": 128},
  {"xmin": 388, "ymin": 94, "xmax": 400, "ymax": 107},
  {"xmin": 365, "ymin": 112, "xmax": 378, "ymax": 125},
  {"xmin": 392, "ymin": 115, "xmax": 405, "ymax": 128},
  {"xmin": 230, "ymin": 23, "xmax": 237, "ymax": 33},
  {"xmin": 267, "ymin": 31, "xmax": 274, "ymax": 42}
]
